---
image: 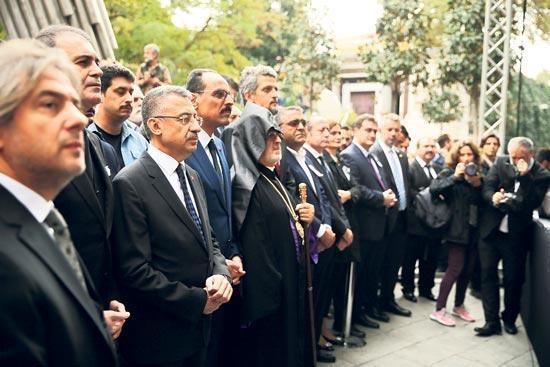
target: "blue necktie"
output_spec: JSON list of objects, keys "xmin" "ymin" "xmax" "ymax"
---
[
  {"xmin": 175, "ymin": 165, "xmax": 205, "ymax": 243},
  {"xmin": 387, "ymin": 149, "xmax": 407, "ymax": 211}
]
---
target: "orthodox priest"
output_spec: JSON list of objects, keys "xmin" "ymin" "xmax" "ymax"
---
[{"xmin": 228, "ymin": 103, "xmax": 315, "ymax": 367}]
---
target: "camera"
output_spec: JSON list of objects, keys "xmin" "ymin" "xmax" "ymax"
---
[{"xmin": 464, "ymin": 163, "xmax": 478, "ymax": 176}]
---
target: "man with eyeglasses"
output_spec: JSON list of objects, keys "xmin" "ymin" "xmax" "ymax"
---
[
  {"xmin": 111, "ymin": 85, "xmax": 232, "ymax": 367},
  {"xmin": 185, "ymin": 69, "xmax": 245, "ymax": 367}
]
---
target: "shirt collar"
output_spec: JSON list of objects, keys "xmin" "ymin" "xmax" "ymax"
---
[
  {"xmin": 198, "ymin": 129, "xmax": 213, "ymax": 150},
  {"xmin": 416, "ymin": 156, "xmax": 430, "ymax": 168},
  {"xmin": 303, "ymin": 144, "xmax": 322, "ymax": 159},
  {"xmin": 378, "ymin": 140, "xmax": 395, "ymax": 154},
  {"xmin": 0, "ymin": 172, "xmax": 53, "ymax": 223},
  {"xmin": 287, "ymin": 146, "xmax": 307, "ymax": 161},
  {"xmin": 352, "ymin": 140, "xmax": 370, "ymax": 158},
  {"xmin": 148, "ymin": 144, "xmax": 185, "ymax": 177}
]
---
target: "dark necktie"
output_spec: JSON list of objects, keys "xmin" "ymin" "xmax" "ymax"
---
[
  {"xmin": 369, "ymin": 155, "xmax": 387, "ymax": 190},
  {"xmin": 175, "ymin": 165, "xmax": 205, "ymax": 243},
  {"xmin": 207, "ymin": 140, "xmax": 223, "ymax": 183},
  {"xmin": 44, "ymin": 208, "xmax": 88, "ymax": 292},
  {"xmin": 425, "ymin": 164, "xmax": 436, "ymax": 180},
  {"xmin": 318, "ymin": 156, "xmax": 335, "ymax": 186}
]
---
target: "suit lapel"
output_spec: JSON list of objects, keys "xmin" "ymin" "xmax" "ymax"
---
[
  {"xmin": 215, "ymin": 138, "xmax": 233, "ymax": 215},
  {"xmin": 0, "ymin": 189, "xmax": 112, "ymax": 346},
  {"xmin": 372, "ymin": 143, "xmax": 397, "ymax": 190},
  {"xmin": 286, "ymin": 151, "xmax": 320, "ymax": 199},
  {"xmin": 192, "ymin": 144, "xmax": 227, "ymax": 212},
  {"xmin": 142, "ymin": 153, "xmax": 207, "ymax": 246},
  {"xmin": 187, "ymin": 169, "xmax": 210, "ymax": 253},
  {"xmin": 89, "ymin": 135, "xmax": 114, "ymax": 234}
]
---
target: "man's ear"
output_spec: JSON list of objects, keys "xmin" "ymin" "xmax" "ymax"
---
[
  {"xmin": 147, "ymin": 118, "xmax": 161, "ymax": 136},
  {"xmin": 243, "ymin": 91, "xmax": 254, "ymax": 103},
  {"xmin": 190, "ymin": 93, "xmax": 199, "ymax": 109}
]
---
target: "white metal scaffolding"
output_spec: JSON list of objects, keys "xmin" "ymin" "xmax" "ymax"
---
[{"xmin": 478, "ymin": 0, "xmax": 513, "ymax": 143}]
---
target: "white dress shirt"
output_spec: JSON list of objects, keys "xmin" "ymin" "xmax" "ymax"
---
[
  {"xmin": 198, "ymin": 129, "xmax": 222, "ymax": 169},
  {"xmin": 148, "ymin": 145, "xmax": 199, "ymax": 214},
  {"xmin": 416, "ymin": 156, "xmax": 437, "ymax": 179},
  {"xmin": 0, "ymin": 172, "xmax": 54, "ymax": 236},
  {"xmin": 286, "ymin": 146, "xmax": 330, "ymax": 238}
]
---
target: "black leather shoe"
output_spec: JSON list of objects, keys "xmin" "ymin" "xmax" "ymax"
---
[
  {"xmin": 323, "ymin": 334, "xmax": 345, "ymax": 346},
  {"xmin": 355, "ymin": 314, "xmax": 380, "ymax": 329},
  {"xmin": 317, "ymin": 342, "xmax": 334, "ymax": 352},
  {"xmin": 503, "ymin": 322, "xmax": 518, "ymax": 335},
  {"xmin": 351, "ymin": 325, "xmax": 366, "ymax": 338},
  {"xmin": 474, "ymin": 323, "xmax": 502, "ymax": 337},
  {"xmin": 419, "ymin": 291, "xmax": 437, "ymax": 302},
  {"xmin": 403, "ymin": 291, "xmax": 418, "ymax": 303},
  {"xmin": 316, "ymin": 350, "xmax": 336, "ymax": 363},
  {"xmin": 366, "ymin": 307, "xmax": 390, "ymax": 322},
  {"xmin": 381, "ymin": 301, "xmax": 412, "ymax": 317}
]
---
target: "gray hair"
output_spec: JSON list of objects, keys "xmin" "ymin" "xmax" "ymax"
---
[
  {"xmin": 144, "ymin": 43, "xmax": 160, "ymax": 56},
  {"xmin": 381, "ymin": 113, "xmax": 401, "ymax": 127},
  {"xmin": 35, "ymin": 24, "xmax": 93, "ymax": 48},
  {"xmin": 142, "ymin": 86, "xmax": 191, "ymax": 137},
  {"xmin": 276, "ymin": 105, "xmax": 303, "ymax": 125},
  {"xmin": 508, "ymin": 137, "xmax": 534, "ymax": 153},
  {"xmin": 239, "ymin": 64, "xmax": 277, "ymax": 101},
  {"xmin": 0, "ymin": 39, "xmax": 81, "ymax": 126},
  {"xmin": 306, "ymin": 115, "xmax": 328, "ymax": 132}
]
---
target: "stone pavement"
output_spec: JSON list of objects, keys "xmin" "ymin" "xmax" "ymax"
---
[{"xmin": 324, "ymin": 280, "xmax": 539, "ymax": 367}]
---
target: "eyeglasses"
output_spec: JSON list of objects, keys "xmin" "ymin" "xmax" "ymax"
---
[
  {"xmin": 283, "ymin": 119, "xmax": 306, "ymax": 127},
  {"xmin": 196, "ymin": 89, "xmax": 233, "ymax": 101},
  {"xmin": 153, "ymin": 113, "xmax": 203, "ymax": 126}
]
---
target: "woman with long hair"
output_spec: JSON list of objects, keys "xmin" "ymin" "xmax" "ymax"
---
[{"xmin": 429, "ymin": 141, "xmax": 483, "ymax": 327}]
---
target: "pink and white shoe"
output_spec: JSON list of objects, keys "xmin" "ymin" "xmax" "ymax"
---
[
  {"xmin": 452, "ymin": 305, "xmax": 476, "ymax": 322},
  {"xmin": 429, "ymin": 308, "xmax": 456, "ymax": 327}
]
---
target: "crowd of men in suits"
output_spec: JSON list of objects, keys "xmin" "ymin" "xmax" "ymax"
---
[{"xmin": 1, "ymin": 24, "xmax": 549, "ymax": 367}]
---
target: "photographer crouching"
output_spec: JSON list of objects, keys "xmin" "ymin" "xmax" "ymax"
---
[{"xmin": 428, "ymin": 141, "xmax": 483, "ymax": 327}]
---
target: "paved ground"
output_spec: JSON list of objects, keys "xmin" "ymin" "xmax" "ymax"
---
[{"xmin": 324, "ymin": 278, "xmax": 539, "ymax": 367}]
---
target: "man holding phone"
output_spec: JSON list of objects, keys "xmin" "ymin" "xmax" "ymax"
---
[{"xmin": 476, "ymin": 137, "xmax": 550, "ymax": 337}]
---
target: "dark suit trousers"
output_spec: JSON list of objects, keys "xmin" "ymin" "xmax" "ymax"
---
[
  {"xmin": 313, "ymin": 246, "xmax": 336, "ymax": 342},
  {"xmin": 380, "ymin": 212, "xmax": 407, "ymax": 303},
  {"xmin": 479, "ymin": 231, "xmax": 528, "ymax": 325},
  {"xmin": 207, "ymin": 291, "xmax": 242, "ymax": 367},
  {"xmin": 401, "ymin": 235, "xmax": 440, "ymax": 294},
  {"xmin": 331, "ymin": 261, "xmax": 350, "ymax": 332},
  {"xmin": 353, "ymin": 238, "xmax": 386, "ymax": 319}
]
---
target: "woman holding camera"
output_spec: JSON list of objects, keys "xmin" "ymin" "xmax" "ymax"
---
[{"xmin": 429, "ymin": 141, "xmax": 483, "ymax": 326}]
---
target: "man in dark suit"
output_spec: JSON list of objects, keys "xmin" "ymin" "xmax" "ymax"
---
[
  {"xmin": 112, "ymin": 86, "xmax": 232, "ymax": 367},
  {"xmin": 35, "ymin": 24, "xmax": 128, "ymax": 335},
  {"xmin": 303, "ymin": 117, "xmax": 355, "ymax": 347},
  {"xmin": 186, "ymin": 69, "xmax": 245, "ymax": 367},
  {"xmin": 369, "ymin": 113, "xmax": 412, "ymax": 317},
  {"xmin": 278, "ymin": 106, "xmax": 337, "ymax": 363},
  {"xmin": 0, "ymin": 39, "xmax": 117, "ymax": 367},
  {"xmin": 475, "ymin": 137, "xmax": 550, "ymax": 336},
  {"xmin": 340, "ymin": 114, "xmax": 398, "ymax": 325},
  {"xmin": 401, "ymin": 137, "xmax": 442, "ymax": 302}
]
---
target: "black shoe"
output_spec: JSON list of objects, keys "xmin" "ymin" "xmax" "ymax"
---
[
  {"xmin": 355, "ymin": 314, "xmax": 380, "ymax": 329},
  {"xmin": 419, "ymin": 291, "xmax": 437, "ymax": 302},
  {"xmin": 503, "ymin": 322, "xmax": 518, "ymax": 335},
  {"xmin": 316, "ymin": 350, "xmax": 336, "ymax": 363},
  {"xmin": 381, "ymin": 301, "xmax": 412, "ymax": 317},
  {"xmin": 323, "ymin": 334, "xmax": 345, "ymax": 346},
  {"xmin": 350, "ymin": 325, "xmax": 366, "ymax": 338},
  {"xmin": 317, "ymin": 342, "xmax": 334, "ymax": 352},
  {"xmin": 402, "ymin": 291, "xmax": 418, "ymax": 303},
  {"xmin": 474, "ymin": 323, "xmax": 502, "ymax": 337},
  {"xmin": 366, "ymin": 307, "xmax": 390, "ymax": 323}
]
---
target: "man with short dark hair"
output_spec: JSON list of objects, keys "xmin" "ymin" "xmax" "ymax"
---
[
  {"xmin": 401, "ymin": 137, "xmax": 442, "ymax": 303},
  {"xmin": 89, "ymin": 64, "xmax": 148, "ymax": 167},
  {"xmin": 185, "ymin": 69, "xmax": 244, "ymax": 367},
  {"xmin": 434, "ymin": 133, "xmax": 452, "ymax": 167},
  {"xmin": 476, "ymin": 137, "xmax": 550, "ymax": 337},
  {"xmin": 480, "ymin": 133, "xmax": 501, "ymax": 175}
]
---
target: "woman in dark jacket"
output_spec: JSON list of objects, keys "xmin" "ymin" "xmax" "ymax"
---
[{"xmin": 429, "ymin": 141, "xmax": 483, "ymax": 327}]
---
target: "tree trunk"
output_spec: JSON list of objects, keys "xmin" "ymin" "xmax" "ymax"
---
[{"xmin": 469, "ymin": 87, "xmax": 480, "ymax": 140}]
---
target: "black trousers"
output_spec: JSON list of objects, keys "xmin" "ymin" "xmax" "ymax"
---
[
  {"xmin": 123, "ymin": 349, "xmax": 207, "ymax": 367},
  {"xmin": 207, "ymin": 289, "xmax": 242, "ymax": 367},
  {"xmin": 380, "ymin": 212, "xmax": 407, "ymax": 304},
  {"xmin": 353, "ymin": 237, "xmax": 386, "ymax": 320},
  {"xmin": 401, "ymin": 235, "xmax": 440, "ymax": 294},
  {"xmin": 479, "ymin": 230, "xmax": 528, "ymax": 325},
  {"xmin": 313, "ymin": 246, "xmax": 335, "ymax": 343},
  {"xmin": 331, "ymin": 261, "xmax": 351, "ymax": 332}
]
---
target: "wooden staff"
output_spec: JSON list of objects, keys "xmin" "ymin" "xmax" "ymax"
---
[{"xmin": 299, "ymin": 183, "xmax": 317, "ymax": 367}]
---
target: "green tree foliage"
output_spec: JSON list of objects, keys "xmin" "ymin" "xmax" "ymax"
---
[
  {"xmin": 422, "ymin": 88, "xmax": 462, "ymax": 123},
  {"xmin": 0, "ymin": 23, "xmax": 6, "ymax": 40},
  {"xmin": 508, "ymin": 74, "xmax": 550, "ymax": 146},
  {"xmin": 360, "ymin": 0, "xmax": 433, "ymax": 111}
]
